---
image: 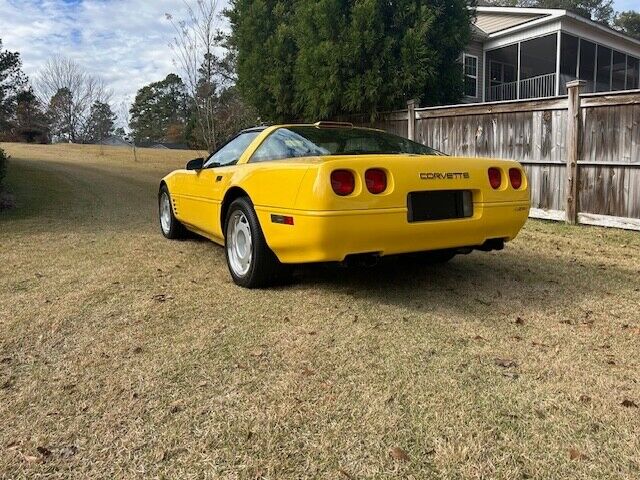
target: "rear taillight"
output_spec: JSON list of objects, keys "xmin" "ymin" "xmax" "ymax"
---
[
  {"xmin": 331, "ymin": 169, "xmax": 355, "ymax": 196},
  {"xmin": 488, "ymin": 168, "xmax": 502, "ymax": 189},
  {"xmin": 509, "ymin": 168, "xmax": 522, "ymax": 189},
  {"xmin": 365, "ymin": 169, "xmax": 387, "ymax": 194}
]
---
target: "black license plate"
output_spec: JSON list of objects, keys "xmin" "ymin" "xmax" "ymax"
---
[{"xmin": 407, "ymin": 190, "xmax": 473, "ymax": 222}]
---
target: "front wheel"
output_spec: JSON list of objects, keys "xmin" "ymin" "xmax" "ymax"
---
[
  {"xmin": 159, "ymin": 186, "xmax": 186, "ymax": 239},
  {"xmin": 225, "ymin": 197, "xmax": 291, "ymax": 288}
]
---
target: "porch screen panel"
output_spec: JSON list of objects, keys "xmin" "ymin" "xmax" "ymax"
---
[
  {"xmin": 595, "ymin": 45, "xmax": 612, "ymax": 92},
  {"xmin": 627, "ymin": 56, "xmax": 639, "ymax": 89},
  {"xmin": 486, "ymin": 45, "xmax": 518, "ymax": 101},
  {"xmin": 611, "ymin": 51, "xmax": 626, "ymax": 91},
  {"xmin": 579, "ymin": 40, "xmax": 596, "ymax": 93},
  {"xmin": 560, "ymin": 33, "xmax": 579, "ymax": 95},
  {"xmin": 519, "ymin": 34, "xmax": 557, "ymax": 99}
]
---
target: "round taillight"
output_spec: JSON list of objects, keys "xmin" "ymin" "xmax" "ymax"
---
[
  {"xmin": 331, "ymin": 169, "xmax": 355, "ymax": 196},
  {"xmin": 509, "ymin": 168, "xmax": 522, "ymax": 189},
  {"xmin": 488, "ymin": 168, "xmax": 502, "ymax": 189},
  {"xmin": 365, "ymin": 169, "xmax": 387, "ymax": 194}
]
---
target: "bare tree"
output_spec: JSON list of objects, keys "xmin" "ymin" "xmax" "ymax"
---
[
  {"xmin": 36, "ymin": 56, "xmax": 111, "ymax": 143},
  {"xmin": 166, "ymin": 0, "xmax": 228, "ymax": 152},
  {"xmin": 117, "ymin": 100, "xmax": 137, "ymax": 162}
]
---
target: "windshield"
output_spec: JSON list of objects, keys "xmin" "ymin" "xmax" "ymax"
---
[{"xmin": 250, "ymin": 126, "xmax": 443, "ymax": 163}]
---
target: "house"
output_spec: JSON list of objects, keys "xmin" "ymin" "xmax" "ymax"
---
[
  {"xmin": 99, "ymin": 135, "xmax": 132, "ymax": 147},
  {"xmin": 462, "ymin": 6, "xmax": 640, "ymax": 103},
  {"xmin": 136, "ymin": 141, "xmax": 190, "ymax": 150}
]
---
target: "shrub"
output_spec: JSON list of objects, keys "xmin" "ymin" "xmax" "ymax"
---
[{"xmin": 0, "ymin": 147, "xmax": 7, "ymax": 192}]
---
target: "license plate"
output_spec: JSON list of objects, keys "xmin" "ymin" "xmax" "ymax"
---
[{"xmin": 407, "ymin": 190, "xmax": 473, "ymax": 222}]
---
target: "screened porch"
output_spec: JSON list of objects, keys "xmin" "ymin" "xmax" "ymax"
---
[{"xmin": 485, "ymin": 32, "xmax": 640, "ymax": 102}]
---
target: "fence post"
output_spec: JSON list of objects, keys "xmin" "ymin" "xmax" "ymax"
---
[
  {"xmin": 565, "ymin": 80, "xmax": 585, "ymax": 225},
  {"xmin": 407, "ymin": 99, "xmax": 417, "ymax": 141}
]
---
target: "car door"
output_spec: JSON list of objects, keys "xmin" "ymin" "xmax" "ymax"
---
[{"xmin": 179, "ymin": 131, "xmax": 261, "ymax": 238}]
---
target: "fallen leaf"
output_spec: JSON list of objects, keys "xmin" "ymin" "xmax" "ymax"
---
[
  {"xmin": 197, "ymin": 381, "xmax": 208, "ymax": 388},
  {"xmin": 621, "ymin": 399, "xmax": 638, "ymax": 408},
  {"xmin": 473, "ymin": 335, "xmax": 485, "ymax": 341},
  {"xmin": 495, "ymin": 358, "xmax": 517, "ymax": 368},
  {"xmin": 514, "ymin": 317, "xmax": 525, "ymax": 325},
  {"xmin": 389, "ymin": 446, "xmax": 410, "ymax": 461},
  {"xmin": 132, "ymin": 346, "xmax": 143, "ymax": 354},
  {"xmin": 22, "ymin": 454, "xmax": 41, "ymax": 463},
  {"xmin": 569, "ymin": 448, "xmax": 588, "ymax": 461}
]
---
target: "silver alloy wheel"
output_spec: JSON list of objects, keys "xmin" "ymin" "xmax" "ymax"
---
[
  {"xmin": 227, "ymin": 210, "xmax": 253, "ymax": 277},
  {"xmin": 160, "ymin": 192, "xmax": 172, "ymax": 235}
]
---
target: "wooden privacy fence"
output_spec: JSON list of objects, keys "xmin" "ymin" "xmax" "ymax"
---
[{"xmin": 343, "ymin": 83, "xmax": 640, "ymax": 231}]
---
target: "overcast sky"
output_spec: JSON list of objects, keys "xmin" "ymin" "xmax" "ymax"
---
[{"xmin": 0, "ymin": 0, "xmax": 636, "ymax": 118}]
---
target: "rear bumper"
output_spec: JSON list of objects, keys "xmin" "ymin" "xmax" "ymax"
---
[{"xmin": 256, "ymin": 201, "xmax": 530, "ymax": 264}]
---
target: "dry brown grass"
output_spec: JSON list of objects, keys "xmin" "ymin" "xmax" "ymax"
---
[{"xmin": 1, "ymin": 144, "xmax": 639, "ymax": 479}]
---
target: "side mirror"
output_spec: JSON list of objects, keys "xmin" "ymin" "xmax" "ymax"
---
[{"xmin": 186, "ymin": 157, "xmax": 205, "ymax": 171}]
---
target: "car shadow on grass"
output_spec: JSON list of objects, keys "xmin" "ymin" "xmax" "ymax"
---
[{"xmin": 287, "ymin": 247, "xmax": 632, "ymax": 321}]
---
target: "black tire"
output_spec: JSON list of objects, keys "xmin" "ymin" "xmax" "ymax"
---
[
  {"xmin": 411, "ymin": 249, "xmax": 457, "ymax": 265},
  {"xmin": 159, "ymin": 185, "xmax": 187, "ymax": 239},
  {"xmin": 224, "ymin": 197, "xmax": 291, "ymax": 288}
]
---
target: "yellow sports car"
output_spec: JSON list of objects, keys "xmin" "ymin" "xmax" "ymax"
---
[{"xmin": 159, "ymin": 122, "xmax": 529, "ymax": 288}]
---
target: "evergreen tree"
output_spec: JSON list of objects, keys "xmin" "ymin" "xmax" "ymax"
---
[
  {"xmin": 86, "ymin": 101, "xmax": 116, "ymax": 144},
  {"xmin": 226, "ymin": 0, "xmax": 473, "ymax": 122},
  {"xmin": 0, "ymin": 39, "xmax": 28, "ymax": 134},
  {"xmin": 47, "ymin": 87, "xmax": 74, "ymax": 142},
  {"xmin": 614, "ymin": 11, "xmax": 640, "ymax": 39},
  {"xmin": 15, "ymin": 89, "xmax": 49, "ymax": 143},
  {"xmin": 129, "ymin": 74, "xmax": 190, "ymax": 144}
]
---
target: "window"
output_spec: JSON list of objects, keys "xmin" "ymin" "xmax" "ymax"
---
[
  {"xmin": 627, "ymin": 56, "xmax": 639, "ymax": 90},
  {"xmin": 486, "ymin": 44, "xmax": 518, "ymax": 101},
  {"xmin": 249, "ymin": 127, "xmax": 443, "ymax": 163},
  {"xmin": 250, "ymin": 128, "xmax": 329, "ymax": 163},
  {"xmin": 463, "ymin": 54, "xmax": 478, "ymax": 98},
  {"xmin": 560, "ymin": 34, "xmax": 579, "ymax": 94},
  {"xmin": 611, "ymin": 51, "xmax": 626, "ymax": 91},
  {"xmin": 204, "ymin": 130, "xmax": 261, "ymax": 168},
  {"xmin": 595, "ymin": 45, "xmax": 612, "ymax": 92},
  {"xmin": 578, "ymin": 39, "xmax": 596, "ymax": 93}
]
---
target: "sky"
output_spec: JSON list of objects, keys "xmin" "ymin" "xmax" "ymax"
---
[
  {"xmin": 0, "ymin": 0, "xmax": 230, "ymax": 119},
  {"xmin": 0, "ymin": 0, "xmax": 636, "ymax": 119}
]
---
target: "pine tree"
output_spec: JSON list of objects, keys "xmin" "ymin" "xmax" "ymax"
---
[
  {"xmin": 86, "ymin": 101, "xmax": 116, "ymax": 144},
  {"xmin": 226, "ymin": 0, "xmax": 473, "ymax": 122}
]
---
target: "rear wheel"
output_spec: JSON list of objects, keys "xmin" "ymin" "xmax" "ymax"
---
[
  {"xmin": 159, "ymin": 186, "xmax": 186, "ymax": 239},
  {"xmin": 225, "ymin": 197, "xmax": 291, "ymax": 288}
]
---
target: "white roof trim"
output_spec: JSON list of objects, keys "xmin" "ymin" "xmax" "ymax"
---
[
  {"xmin": 474, "ymin": 6, "xmax": 640, "ymax": 48},
  {"xmin": 476, "ymin": 6, "xmax": 563, "ymax": 16},
  {"xmin": 563, "ymin": 11, "xmax": 640, "ymax": 48}
]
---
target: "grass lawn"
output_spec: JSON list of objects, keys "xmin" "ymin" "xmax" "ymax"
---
[{"xmin": 1, "ymin": 143, "xmax": 639, "ymax": 479}]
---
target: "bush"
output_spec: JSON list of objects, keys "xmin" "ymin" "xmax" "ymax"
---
[{"xmin": 0, "ymin": 147, "xmax": 7, "ymax": 192}]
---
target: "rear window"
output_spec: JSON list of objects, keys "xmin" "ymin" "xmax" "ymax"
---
[{"xmin": 250, "ymin": 126, "xmax": 443, "ymax": 163}]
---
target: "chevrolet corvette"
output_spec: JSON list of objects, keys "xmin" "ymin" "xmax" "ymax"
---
[{"xmin": 159, "ymin": 122, "xmax": 530, "ymax": 288}]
